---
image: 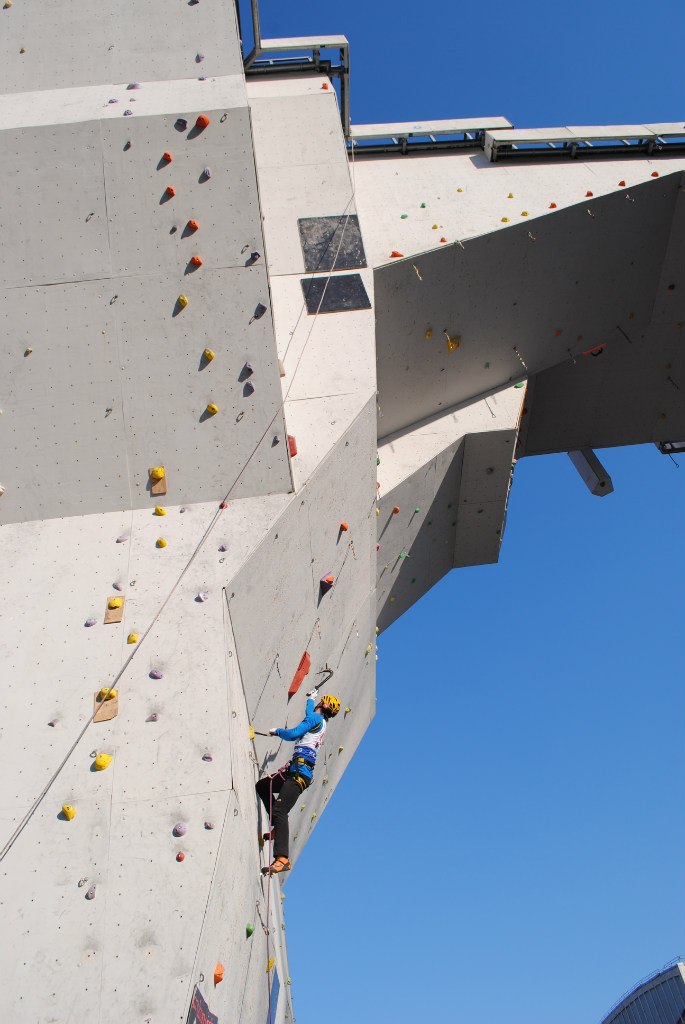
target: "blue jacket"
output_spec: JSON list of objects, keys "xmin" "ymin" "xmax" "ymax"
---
[{"xmin": 275, "ymin": 699, "xmax": 324, "ymax": 780}]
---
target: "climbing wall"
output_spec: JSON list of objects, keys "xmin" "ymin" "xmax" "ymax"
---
[{"xmin": 0, "ymin": 77, "xmax": 291, "ymax": 524}]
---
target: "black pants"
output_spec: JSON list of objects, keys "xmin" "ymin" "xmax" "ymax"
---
[{"xmin": 256, "ymin": 771, "xmax": 311, "ymax": 860}]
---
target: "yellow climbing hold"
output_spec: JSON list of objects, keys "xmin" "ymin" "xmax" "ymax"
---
[
  {"xmin": 153, "ymin": 506, "xmax": 166, "ymax": 516},
  {"xmin": 345, "ymin": 707, "xmax": 352, "ymax": 715},
  {"xmin": 203, "ymin": 348, "xmax": 215, "ymax": 362},
  {"xmin": 156, "ymin": 537, "xmax": 167, "ymax": 548},
  {"xmin": 521, "ymin": 211, "xmax": 529, "ymax": 217},
  {"xmin": 311, "ymin": 813, "xmax": 317, "ymax": 822},
  {"xmin": 178, "ymin": 294, "xmax": 188, "ymax": 308},
  {"xmin": 507, "ymin": 193, "xmax": 514, "ymax": 199},
  {"xmin": 127, "ymin": 633, "xmax": 140, "ymax": 644},
  {"xmin": 94, "ymin": 753, "xmax": 113, "ymax": 771},
  {"xmin": 431, "ymin": 224, "xmax": 438, "ymax": 230},
  {"xmin": 338, "ymin": 746, "xmax": 344, "ymax": 753},
  {"xmin": 375, "ymin": 507, "xmax": 380, "ymax": 516},
  {"xmin": 62, "ymin": 804, "xmax": 77, "ymax": 820},
  {"xmin": 150, "ymin": 466, "xmax": 165, "ymax": 480},
  {"xmin": 107, "ymin": 597, "xmax": 123, "ymax": 610},
  {"xmin": 249, "ymin": 726, "xmax": 255, "ymax": 740},
  {"xmin": 266, "ymin": 957, "xmax": 275, "ymax": 973},
  {"xmin": 457, "ymin": 187, "xmax": 463, "ymax": 193},
  {"xmin": 206, "ymin": 403, "xmax": 219, "ymax": 416},
  {"xmin": 501, "ymin": 217, "xmax": 510, "ymax": 223},
  {"xmin": 424, "ymin": 328, "xmax": 433, "ymax": 340},
  {"xmin": 98, "ymin": 686, "xmax": 117, "ymax": 701},
  {"xmin": 365, "ymin": 644, "xmax": 373, "ymax": 654},
  {"xmin": 446, "ymin": 335, "xmax": 461, "ymax": 353}
]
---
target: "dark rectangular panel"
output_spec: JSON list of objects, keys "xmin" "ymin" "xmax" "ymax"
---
[
  {"xmin": 301, "ymin": 274, "xmax": 371, "ymax": 315},
  {"xmin": 298, "ymin": 215, "xmax": 367, "ymax": 272}
]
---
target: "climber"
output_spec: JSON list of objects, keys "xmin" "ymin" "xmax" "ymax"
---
[{"xmin": 256, "ymin": 689, "xmax": 340, "ymax": 875}]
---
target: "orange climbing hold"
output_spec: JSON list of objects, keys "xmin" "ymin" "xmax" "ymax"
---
[
  {"xmin": 187, "ymin": 219, "xmax": 199, "ymax": 232},
  {"xmin": 288, "ymin": 651, "xmax": 311, "ymax": 697},
  {"xmin": 214, "ymin": 964, "xmax": 225, "ymax": 985},
  {"xmin": 392, "ymin": 506, "xmax": 400, "ymax": 515},
  {"xmin": 321, "ymin": 82, "xmax": 329, "ymax": 90},
  {"xmin": 165, "ymin": 185, "xmax": 176, "ymax": 197},
  {"xmin": 162, "ymin": 152, "xmax": 172, "ymax": 163},
  {"xmin": 340, "ymin": 521, "xmax": 349, "ymax": 532},
  {"xmin": 439, "ymin": 237, "xmax": 447, "ymax": 243},
  {"xmin": 287, "ymin": 435, "xmax": 297, "ymax": 457},
  {"xmin": 390, "ymin": 250, "xmax": 404, "ymax": 258},
  {"xmin": 190, "ymin": 255, "xmax": 203, "ymax": 267},
  {"xmin": 195, "ymin": 114, "xmax": 210, "ymax": 129}
]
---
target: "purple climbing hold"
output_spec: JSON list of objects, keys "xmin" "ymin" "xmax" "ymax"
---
[
  {"xmin": 244, "ymin": 380, "xmax": 255, "ymax": 395},
  {"xmin": 179, "ymin": 507, "xmax": 186, "ymax": 513},
  {"xmin": 123, "ymin": 109, "xmax": 133, "ymax": 116},
  {"xmin": 202, "ymin": 752, "xmax": 213, "ymax": 762},
  {"xmin": 48, "ymin": 720, "xmax": 57, "ymax": 727},
  {"xmin": 146, "ymin": 713, "xmax": 158, "ymax": 722},
  {"xmin": 204, "ymin": 821, "xmax": 215, "ymax": 830},
  {"xmin": 84, "ymin": 617, "xmax": 97, "ymax": 627},
  {"xmin": 202, "ymin": 167, "xmax": 212, "ymax": 180},
  {"xmin": 196, "ymin": 591, "xmax": 209, "ymax": 603},
  {"xmin": 112, "ymin": 581, "xmax": 123, "ymax": 592},
  {"xmin": 116, "ymin": 534, "xmax": 128, "ymax": 543},
  {"xmin": 108, "ymin": 98, "xmax": 118, "ymax": 104},
  {"xmin": 196, "ymin": 52, "xmax": 205, "ymax": 62},
  {"xmin": 173, "ymin": 823, "xmax": 187, "ymax": 837},
  {"xmin": 198, "ymin": 76, "xmax": 206, "ymax": 81},
  {"xmin": 244, "ymin": 362, "xmax": 254, "ymax": 376},
  {"xmin": 85, "ymin": 885, "xmax": 97, "ymax": 900},
  {"xmin": 149, "ymin": 669, "xmax": 163, "ymax": 680},
  {"xmin": 253, "ymin": 302, "xmax": 267, "ymax": 320},
  {"xmin": 127, "ymin": 82, "xmax": 141, "ymax": 89},
  {"xmin": 218, "ymin": 544, "xmax": 227, "ymax": 552},
  {"xmin": 250, "ymin": 251, "xmax": 261, "ymax": 263}
]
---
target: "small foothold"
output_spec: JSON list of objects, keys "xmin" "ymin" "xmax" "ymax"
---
[
  {"xmin": 97, "ymin": 687, "xmax": 117, "ymax": 701},
  {"xmin": 400, "ymin": 213, "xmax": 408, "ymax": 219},
  {"xmin": 320, "ymin": 574, "xmax": 335, "ymax": 591},
  {"xmin": 202, "ymin": 752, "xmax": 213, "ymax": 762},
  {"xmin": 253, "ymin": 302, "xmax": 267, "ymax": 319},
  {"xmin": 94, "ymin": 753, "xmax": 112, "ymax": 771},
  {"xmin": 176, "ymin": 852, "xmax": 185, "ymax": 862},
  {"xmin": 206, "ymin": 403, "xmax": 218, "ymax": 415},
  {"xmin": 156, "ymin": 537, "xmax": 167, "ymax": 548},
  {"xmin": 112, "ymin": 581, "xmax": 123, "ymax": 591},
  {"xmin": 186, "ymin": 219, "xmax": 199, "ymax": 233},
  {"xmin": 149, "ymin": 669, "xmax": 163, "ymax": 680},
  {"xmin": 197, "ymin": 591, "xmax": 209, "ymax": 603},
  {"xmin": 177, "ymin": 294, "xmax": 188, "ymax": 308},
  {"xmin": 127, "ymin": 633, "xmax": 140, "ymax": 644},
  {"xmin": 123, "ymin": 109, "xmax": 133, "ymax": 116},
  {"xmin": 424, "ymin": 327, "xmax": 433, "ymax": 340},
  {"xmin": 446, "ymin": 335, "xmax": 461, "ymax": 353},
  {"xmin": 287, "ymin": 435, "xmax": 298, "ymax": 457},
  {"xmin": 203, "ymin": 347, "xmax": 215, "ymax": 361},
  {"xmin": 321, "ymin": 82, "xmax": 329, "ymax": 90},
  {"xmin": 244, "ymin": 380, "xmax": 254, "ymax": 395},
  {"xmin": 85, "ymin": 885, "xmax": 97, "ymax": 900},
  {"xmin": 375, "ymin": 507, "xmax": 380, "ymax": 516},
  {"xmin": 150, "ymin": 466, "xmax": 165, "ymax": 480},
  {"xmin": 432, "ymin": 224, "xmax": 438, "ymax": 230},
  {"xmin": 153, "ymin": 506, "xmax": 166, "ymax": 516},
  {"xmin": 549, "ymin": 202, "xmax": 557, "ymax": 209},
  {"xmin": 62, "ymin": 804, "xmax": 76, "ymax": 821},
  {"xmin": 204, "ymin": 821, "xmax": 215, "ymax": 830},
  {"xmin": 618, "ymin": 180, "xmax": 626, "ymax": 187},
  {"xmin": 651, "ymin": 170, "xmax": 659, "ymax": 177},
  {"xmin": 196, "ymin": 52, "xmax": 205, "ymax": 62},
  {"xmin": 202, "ymin": 167, "xmax": 213, "ymax": 182},
  {"xmin": 420, "ymin": 202, "xmax": 426, "ymax": 208},
  {"xmin": 390, "ymin": 250, "xmax": 404, "ymax": 258},
  {"xmin": 219, "ymin": 501, "xmax": 228, "ymax": 509},
  {"xmin": 585, "ymin": 191, "xmax": 593, "ymax": 197},
  {"xmin": 128, "ymin": 82, "xmax": 141, "ymax": 90},
  {"xmin": 392, "ymin": 506, "xmax": 400, "ymax": 515},
  {"xmin": 507, "ymin": 192, "xmax": 514, "ymax": 199},
  {"xmin": 175, "ymin": 118, "xmax": 188, "ymax": 131},
  {"xmin": 521, "ymin": 211, "xmax": 529, "ymax": 217},
  {"xmin": 146, "ymin": 713, "xmax": 158, "ymax": 722},
  {"xmin": 78, "ymin": 878, "xmax": 87, "ymax": 887},
  {"xmin": 501, "ymin": 217, "xmax": 510, "ymax": 223},
  {"xmin": 414, "ymin": 507, "xmax": 420, "ymax": 513},
  {"xmin": 162, "ymin": 151, "xmax": 172, "ymax": 163},
  {"xmin": 439, "ymin": 237, "xmax": 447, "ymax": 243},
  {"xmin": 19, "ymin": 46, "xmax": 26, "ymax": 52},
  {"xmin": 48, "ymin": 719, "xmax": 57, "ymax": 727},
  {"xmin": 376, "ymin": 543, "xmax": 380, "ymax": 551},
  {"xmin": 173, "ymin": 823, "xmax": 187, "ymax": 837},
  {"xmin": 340, "ymin": 521, "xmax": 349, "ymax": 531},
  {"xmin": 376, "ymin": 455, "xmax": 381, "ymax": 465},
  {"xmin": 246, "ymin": 923, "xmax": 255, "ymax": 938},
  {"xmin": 195, "ymin": 114, "xmax": 210, "ymax": 129},
  {"xmin": 108, "ymin": 98, "xmax": 119, "ymax": 104},
  {"xmin": 24, "ymin": 347, "xmax": 33, "ymax": 356},
  {"xmin": 190, "ymin": 254, "xmax": 203, "ymax": 267},
  {"xmin": 266, "ymin": 958, "xmax": 275, "ymax": 973},
  {"xmin": 218, "ymin": 544, "xmax": 227, "ymax": 552},
  {"xmin": 365, "ymin": 644, "xmax": 373, "ymax": 654},
  {"xmin": 457, "ymin": 187, "xmax": 463, "ymax": 193},
  {"xmin": 338, "ymin": 746, "xmax": 344, "ymax": 754},
  {"xmin": 107, "ymin": 597, "xmax": 123, "ymax": 610},
  {"xmin": 85, "ymin": 617, "xmax": 97, "ymax": 627}
]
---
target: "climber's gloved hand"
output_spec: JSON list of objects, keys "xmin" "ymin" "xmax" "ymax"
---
[
  {"xmin": 268, "ymin": 727, "xmax": 278, "ymax": 736},
  {"xmin": 306, "ymin": 688, "xmax": 319, "ymax": 699}
]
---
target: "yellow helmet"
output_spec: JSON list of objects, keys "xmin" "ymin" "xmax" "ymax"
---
[{"xmin": 321, "ymin": 694, "xmax": 341, "ymax": 717}]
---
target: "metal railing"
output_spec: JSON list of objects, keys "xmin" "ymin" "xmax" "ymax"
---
[{"xmin": 597, "ymin": 956, "xmax": 685, "ymax": 1024}]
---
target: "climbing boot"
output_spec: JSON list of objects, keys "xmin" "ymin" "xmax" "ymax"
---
[{"xmin": 261, "ymin": 856, "xmax": 291, "ymax": 876}]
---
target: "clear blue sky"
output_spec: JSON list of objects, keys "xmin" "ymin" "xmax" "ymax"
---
[{"xmin": 243, "ymin": 2, "xmax": 685, "ymax": 1021}]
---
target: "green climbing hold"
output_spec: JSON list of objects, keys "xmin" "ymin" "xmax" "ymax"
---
[
  {"xmin": 401, "ymin": 214, "xmax": 408, "ymax": 219},
  {"xmin": 514, "ymin": 381, "xmax": 525, "ymax": 388},
  {"xmin": 414, "ymin": 507, "xmax": 420, "ymax": 513},
  {"xmin": 376, "ymin": 456, "xmax": 380, "ymax": 465},
  {"xmin": 246, "ymin": 923, "xmax": 255, "ymax": 938},
  {"xmin": 420, "ymin": 202, "xmax": 426, "ymax": 208}
]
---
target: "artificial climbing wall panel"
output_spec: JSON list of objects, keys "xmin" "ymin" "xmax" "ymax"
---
[
  {"xmin": 373, "ymin": 173, "xmax": 682, "ymax": 438},
  {"xmin": 0, "ymin": 85, "xmax": 292, "ymax": 524},
  {"xmin": 0, "ymin": 0, "xmax": 244, "ymax": 95}
]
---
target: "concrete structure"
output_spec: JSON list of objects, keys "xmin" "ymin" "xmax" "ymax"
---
[
  {"xmin": 600, "ymin": 961, "xmax": 685, "ymax": 1024},
  {"xmin": 0, "ymin": 2, "xmax": 683, "ymax": 1021}
]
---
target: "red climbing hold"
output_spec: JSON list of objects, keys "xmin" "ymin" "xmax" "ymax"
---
[
  {"xmin": 190, "ymin": 255, "xmax": 203, "ymax": 267},
  {"xmin": 288, "ymin": 651, "xmax": 311, "ymax": 697},
  {"xmin": 392, "ymin": 506, "xmax": 400, "ymax": 515},
  {"xmin": 585, "ymin": 191, "xmax": 593, "ymax": 197},
  {"xmin": 287, "ymin": 435, "xmax": 298, "ymax": 457},
  {"xmin": 390, "ymin": 250, "xmax": 404, "ymax": 258},
  {"xmin": 219, "ymin": 501, "xmax": 228, "ymax": 509},
  {"xmin": 165, "ymin": 185, "xmax": 176, "ymax": 197},
  {"xmin": 195, "ymin": 114, "xmax": 210, "ymax": 129},
  {"xmin": 651, "ymin": 171, "xmax": 659, "ymax": 177},
  {"xmin": 439, "ymin": 237, "xmax": 447, "ymax": 243},
  {"xmin": 176, "ymin": 852, "xmax": 185, "ymax": 862},
  {"xmin": 321, "ymin": 82, "xmax": 329, "ymax": 90},
  {"xmin": 618, "ymin": 180, "xmax": 626, "ymax": 187},
  {"xmin": 162, "ymin": 151, "xmax": 172, "ymax": 163},
  {"xmin": 187, "ymin": 219, "xmax": 199, "ymax": 232},
  {"xmin": 549, "ymin": 202, "xmax": 557, "ymax": 209},
  {"xmin": 340, "ymin": 521, "xmax": 349, "ymax": 532}
]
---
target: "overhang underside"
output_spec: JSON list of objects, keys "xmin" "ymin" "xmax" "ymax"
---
[{"xmin": 374, "ymin": 171, "xmax": 685, "ymax": 440}]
